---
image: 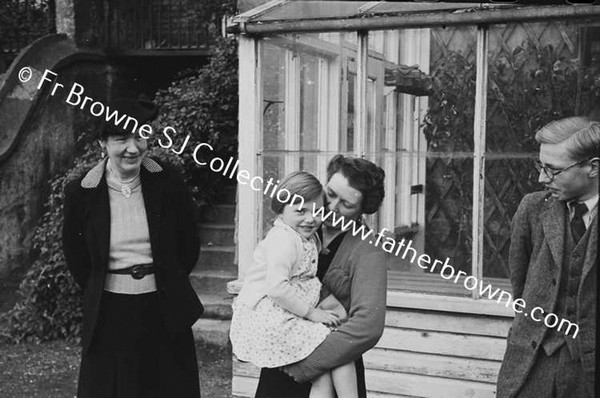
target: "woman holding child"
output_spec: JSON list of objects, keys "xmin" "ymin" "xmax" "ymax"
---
[{"xmin": 230, "ymin": 155, "xmax": 387, "ymax": 398}]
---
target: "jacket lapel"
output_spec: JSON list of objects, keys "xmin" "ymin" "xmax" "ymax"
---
[
  {"xmin": 141, "ymin": 166, "xmax": 164, "ymax": 258},
  {"xmin": 80, "ymin": 157, "xmax": 165, "ymax": 271},
  {"xmin": 540, "ymin": 198, "xmax": 566, "ymax": 275},
  {"xmin": 84, "ymin": 161, "xmax": 111, "ymax": 271},
  {"xmin": 582, "ymin": 213, "xmax": 598, "ymax": 278}
]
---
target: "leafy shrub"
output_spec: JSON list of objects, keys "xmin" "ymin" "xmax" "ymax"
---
[
  {"xmin": 154, "ymin": 36, "xmax": 239, "ymax": 205},
  {"xmin": 2, "ymin": 35, "xmax": 239, "ymax": 342},
  {"xmin": 0, "ymin": 134, "xmax": 193, "ymax": 343},
  {"xmin": 1, "ymin": 138, "xmax": 98, "ymax": 343}
]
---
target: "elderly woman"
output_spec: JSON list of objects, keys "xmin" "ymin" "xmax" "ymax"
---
[
  {"xmin": 254, "ymin": 155, "xmax": 388, "ymax": 398},
  {"xmin": 62, "ymin": 98, "xmax": 203, "ymax": 398}
]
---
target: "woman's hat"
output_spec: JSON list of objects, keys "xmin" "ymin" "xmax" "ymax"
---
[{"xmin": 101, "ymin": 96, "xmax": 158, "ymax": 138}]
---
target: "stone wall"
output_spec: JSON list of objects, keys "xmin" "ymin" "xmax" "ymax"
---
[{"xmin": 0, "ymin": 60, "xmax": 140, "ymax": 277}]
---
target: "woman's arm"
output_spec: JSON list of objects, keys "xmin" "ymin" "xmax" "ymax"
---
[
  {"xmin": 62, "ymin": 180, "xmax": 91, "ymax": 289},
  {"xmin": 284, "ymin": 244, "xmax": 388, "ymax": 382}
]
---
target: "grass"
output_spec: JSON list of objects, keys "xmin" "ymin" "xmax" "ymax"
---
[
  {"xmin": 0, "ymin": 274, "xmax": 232, "ymax": 398},
  {"xmin": 0, "ymin": 339, "xmax": 232, "ymax": 398}
]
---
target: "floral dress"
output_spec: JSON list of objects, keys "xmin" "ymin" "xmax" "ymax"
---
[{"xmin": 230, "ymin": 221, "xmax": 330, "ymax": 368}]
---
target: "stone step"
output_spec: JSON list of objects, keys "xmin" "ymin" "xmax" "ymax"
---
[
  {"xmin": 196, "ymin": 245, "xmax": 236, "ymax": 273},
  {"xmin": 192, "ymin": 318, "xmax": 231, "ymax": 347},
  {"xmin": 198, "ymin": 223, "xmax": 235, "ymax": 246},
  {"xmin": 198, "ymin": 204, "xmax": 236, "ymax": 224},
  {"xmin": 191, "ymin": 270, "xmax": 236, "ymax": 320},
  {"xmin": 197, "ymin": 293, "xmax": 233, "ymax": 320},
  {"xmin": 190, "ymin": 269, "xmax": 237, "ymax": 296}
]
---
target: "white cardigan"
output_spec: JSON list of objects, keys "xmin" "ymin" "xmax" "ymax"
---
[{"xmin": 235, "ymin": 218, "xmax": 321, "ymax": 318}]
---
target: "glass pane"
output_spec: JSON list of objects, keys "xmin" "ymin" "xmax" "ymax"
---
[
  {"xmin": 259, "ymin": 33, "xmax": 346, "ymax": 234},
  {"xmin": 370, "ymin": 26, "xmax": 477, "ymax": 277},
  {"xmin": 262, "ymin": 41, "xmax": 286, "ymax": 151},
  {"xmin": 423, "ymin": 26, "xmax": 478, "ymax": 276},
  {"xmin": 261, "ymin": 40, "xmax": 287, "ymax": 228},
  {"xmin": 299, "ymin": 53, "xmax": 320, "ymax": 171},
  {"xmin": 483, "ymin": 20, "xmax": 600, "ymax": 278},
  {"xmin": 345, "ymin": 72, "xmax": 356, "ymax": 152}
]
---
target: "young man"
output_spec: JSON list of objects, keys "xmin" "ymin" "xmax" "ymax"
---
[{"xmin": 497, "ymin": 117, "xmax": 599, "ymax": 397}]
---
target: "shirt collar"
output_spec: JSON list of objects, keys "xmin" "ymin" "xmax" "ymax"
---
[{"xmin": 568, "ymin": 194, "xmax": 599, "ymax": 214}]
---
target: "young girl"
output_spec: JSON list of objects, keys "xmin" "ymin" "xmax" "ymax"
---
[{"xmin": 230, "ymin": 171, "xmax": 358, "ymax": 398}]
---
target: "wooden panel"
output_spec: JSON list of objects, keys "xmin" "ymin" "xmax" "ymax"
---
[
  {"xmin": 365, "ymin": 369, "xmax": 496, "ymax": 398},
  {"xmin": 388, "ymin": 268, "xmax": 512, "ymax": 294},
  {"xmin": 377, "ymin": 327, "xmax": 507, "ymax": 361},
  {"xmin": 364, "ymin": 348, "xmax": 501, "ymax": 383},
  {"xmin": 232, "ymin": 375, "xmax": 258, "ymax": 398},
  {"xmin": 234, "ymin": 360, "xmax": 261, "ymax": 378},
  {"xmin": 387, "ymin": 290, "xmax": 515, "ymax": 317},
  {"xmin": 385, "ymin": 308, "xmax": 512, "ymax": 337},
  {"xmin": 369, "ymin": 393, "xmax": 419, "ymax": 398},
  {"xmin": 233, "ymin": 350, "xmax": 501, "ymax": 396}
]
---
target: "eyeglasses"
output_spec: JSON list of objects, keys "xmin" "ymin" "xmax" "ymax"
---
[{"xmin": 534, "ymin": 158, "xmax": 595, "ymax": 182}]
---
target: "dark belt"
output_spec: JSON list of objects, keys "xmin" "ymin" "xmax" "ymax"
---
[{"xmin": 106, "ymin": 263, "xmax": 155, "ymax": 280}]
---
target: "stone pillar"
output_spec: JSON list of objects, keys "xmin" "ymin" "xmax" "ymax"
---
[{"xmin": 55, "ymin": 0, "xmax": 76, "ymax": 38}]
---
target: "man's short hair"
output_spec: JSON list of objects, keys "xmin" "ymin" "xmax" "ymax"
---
[{"xmin": 535, "ymin": 116, "xmax": 600, "ymax": 162}]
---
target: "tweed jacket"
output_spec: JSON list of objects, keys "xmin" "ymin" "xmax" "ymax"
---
[
  {"xmin": 62, "ymin": 157, "xmax": 203, "ymax": 353},
  {"xmin": 497, "ymin": 191, "xmax": 598, "ymax": 397}
]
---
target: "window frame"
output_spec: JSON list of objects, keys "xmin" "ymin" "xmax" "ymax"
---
[{"xmin": 236, "ymin": 16, "xmax": 596, "ymax": 305}]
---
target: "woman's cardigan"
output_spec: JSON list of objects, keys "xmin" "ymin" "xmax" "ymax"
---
[
  {"xmin": 62, "ymin": 157, "xmax": 203, "ymax": 353},
  {"xmin": 285, "ymin": 231, "xmax": 388, "ymax": 382}
]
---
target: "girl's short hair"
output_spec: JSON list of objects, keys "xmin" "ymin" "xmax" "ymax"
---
[
  {"xmin": 271, "ymin": 171, "xmax": 323, "ymax": 215},
  {"xmin": 535, "ymin": 117, "xmax": 600, "ymax": 161},
  {"xmin": 326, "ymin": 155, "xmax": 385, "ymax": 214}
]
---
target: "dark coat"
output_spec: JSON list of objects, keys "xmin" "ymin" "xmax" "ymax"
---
[
  {"xmin": 497, "ymin": 191, "xmax": 597, "ymax": 397},
  {"xmin": 62, "ymin": 157, "xmax": 203, "ymax": 353}
]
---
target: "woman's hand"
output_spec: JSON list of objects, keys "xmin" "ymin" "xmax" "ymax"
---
[
  {"xmin": 306, "ymin": 308, "xmax": 341, "ymax": 327},
  {"xmin": 317, "ymin": 294, "xmax": 348, "ymax": 324}
]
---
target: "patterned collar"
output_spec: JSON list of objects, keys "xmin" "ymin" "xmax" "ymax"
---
[{"xmin": 81, "ymin": 157, "xmax": 163, "ymax": 188}]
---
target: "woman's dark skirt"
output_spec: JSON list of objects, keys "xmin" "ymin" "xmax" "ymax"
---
[{"xmin": 77, "ymin": 291, "xmax": 200, "ymax": 398}]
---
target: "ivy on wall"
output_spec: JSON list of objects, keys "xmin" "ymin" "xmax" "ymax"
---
[
  {"xmin": 0, "ymin": 0, "xmax": 55, "ymax": 72},
  {"xmin": 154, "ymin": 36, "xmax": 239, "ymax": 206}
]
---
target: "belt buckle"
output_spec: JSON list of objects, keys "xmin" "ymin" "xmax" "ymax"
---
[{"xmin": 131, "ymin": 264, "xmax": 146, "ymax": 280}]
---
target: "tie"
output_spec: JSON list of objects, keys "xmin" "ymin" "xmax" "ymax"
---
[{"xmin": 571, "ymin": 202, "xmax": 588, "ymax": 242}]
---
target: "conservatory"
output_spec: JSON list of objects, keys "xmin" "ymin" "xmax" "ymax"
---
[{"xmin": 228, "ymin": 1, "xmax": 600, "ymax": 397}]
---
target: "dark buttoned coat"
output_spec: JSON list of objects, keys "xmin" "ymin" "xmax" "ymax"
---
[
  {"xmin": 62, "ymin": 157, "xmax": 203, "ymax": 353},
  {"xmin": 497, "ymin": 191, "xmax": 597, "ymax": 397}
]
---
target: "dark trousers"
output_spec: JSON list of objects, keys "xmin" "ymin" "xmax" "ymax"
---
[
  {"xmin": 78, "ymin": 291, "xmax": 200, "ymax": 398},
  {"xmin": 254, "ymin": 358, "xmax": 366, "ymax": 398},
  {"xmin": 516, "ymin": 344, "xmax": 594, "ymax": 398}
]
